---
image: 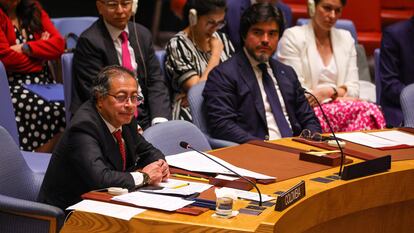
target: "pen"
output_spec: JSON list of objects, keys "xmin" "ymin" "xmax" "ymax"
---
[
  {"xmin": 172, "ymin": 183, "xmax": 190, "ymax": 189},
  {"xmin": 172, "ymin": 173, "xmax": 209, "ymax": 182}
]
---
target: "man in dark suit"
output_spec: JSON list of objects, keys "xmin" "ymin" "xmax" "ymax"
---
[
  {"xmin": 380, "ymin": 16, "xmax": 414, "ymax": 127},
  {"xmin": 203, "ymin": 3, "xmax": 320, "ymax": 144},
  {"xmin": 38, "ymin": 66, "xmax": 170, "ymax": 211},
  {"xmin": 223, "ymin": 0, "xmax": 292, "ymax": 51},
  {"xmin": 72, "ymin": 0, "xmax": 171, "ymax": 130}
]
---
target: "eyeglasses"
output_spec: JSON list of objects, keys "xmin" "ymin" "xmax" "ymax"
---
[
  {"xmin": 100, "ymin": 0, "xmax": 132, "ymax": 10},
  {"xmin": 299, "ymin": 129, "xmax": 334, "ymax": 142},
  {"xmin": 107, "ymin": 93, "xmax": 144, "ymax": 105},
  {"xmin": 206, "ymin": 19, "xmax": 226, "ymax": 30}
]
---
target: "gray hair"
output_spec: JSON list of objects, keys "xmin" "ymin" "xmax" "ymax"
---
[{"xmin": 91, "ymin": 65, "xmax": 137, "ymax": 103}]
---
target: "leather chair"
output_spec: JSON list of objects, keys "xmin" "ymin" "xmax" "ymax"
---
[
  {"xmin": 51, "ymin": 17, "xmax": 97, "ymax": 51},
  {"xmin": 0, "ymin": 126, "xmax": 64, "ymax": 233},
  {"xmin": 187, "ymin": 81, "xmax": 239, "ymax": 149},
  {"xmin": 143, "ymin": 120, "xmax": 211, "ymax": 155},
  {"xmin": 61, "ymin": 53, "xmax": 74, "ymax": 124}
]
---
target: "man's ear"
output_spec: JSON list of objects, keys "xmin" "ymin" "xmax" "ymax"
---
[{"xmin": 96, "ymin": 0, "xmax": 103, "ymax": 15}]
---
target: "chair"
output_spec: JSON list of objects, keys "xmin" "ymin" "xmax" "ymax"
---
[
  {"xmin": 400, "ymin": 83, "xmax": 414, "ymax": 128},
  {"xmin": 380, "ymin": 0, "xmax": 414, "ymax": 27},
  {"xmin": 283, "ymin": 0, "xmax": 308, "ymax": 24},
  {"xmin": 143, "ymin": 120, "xmax": 211, "ymax": 155},
  {"xmin": 61, "ymin": 53, "xmax": 74, "ymax": 124},
  {"xmin": 0, "ymin": 61, "xmax": 51, "ymax": 173},
  {"xmin": 296, "ymin": 18, "xmax": 358, "ymax": 42},
  {"xmin": 51, "ymin": 17, "xmax": 97, "ymax": 51},
  {"xmin": 187, "ymin": 82, "xmax": 239, "ymax": 149},
  {"xmin": 0, "ymin": 126, "xmax": 64, "ymax": 233}
]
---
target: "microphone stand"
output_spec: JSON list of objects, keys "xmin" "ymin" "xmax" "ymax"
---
[
  {"xmin": 180, "ymin": 141, "xmax": 263, "ymax": 206},
  {"xmin": 303, "ymin": 90, "xmax": 346, "ymax": 176}
]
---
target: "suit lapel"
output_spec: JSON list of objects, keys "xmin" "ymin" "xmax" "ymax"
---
[
  {"xmin": 237, "ymin": 52, "xmax": 267, "ymax": 125},
  {"xmin": 122, "ymin": 125, "xmax": 138, "ymax": 168},
  {"xmin": 98, "ymin": 117, "xmax": 124, "ymax": 171},
  {"xmin": 331, "ymin": 29, "xmax": 346, "ymax": 86},
  {"xmin": 305, "ymin": 23, "xmax": 320, "ymax": 89},
  {"xmin": 97, "ymin": 18, "xmax": 119, "ymax": 66}
]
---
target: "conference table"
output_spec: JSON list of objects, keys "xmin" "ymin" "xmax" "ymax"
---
[{"xmin": 60, "ymin": 130, "xmax": 414, "ymax": 233}]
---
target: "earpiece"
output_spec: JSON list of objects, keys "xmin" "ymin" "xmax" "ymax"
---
[
  {"xmin": 308, "ymin": 0, "xmax": 316, "ymax": 18},
  {"xmin": 189, "ymin": 8, "xmax": 198, "ymax": 26},
  {"xmin": 132, "ymin": 0, "xmax": 138, "ymax": 15}
]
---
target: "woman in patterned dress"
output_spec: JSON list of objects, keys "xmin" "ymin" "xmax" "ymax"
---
[
  {"xmin": 165, "ymin": 0, "xmax": 234, "ymax": 121},
  {"xmin": 0, "ymin": 0, "xmax": 65, "ymax": 151},
  {"xmin": 277, "ymin": 0, "xmax": 385, "ymax": 133}
]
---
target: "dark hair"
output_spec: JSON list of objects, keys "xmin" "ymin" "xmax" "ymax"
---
[
  {"xmin": 182, "ymin": 0, "xmax": 226, "ymax": 27},
  {"xmin": 91, "ymin": 65, "xmax": 137, "ymax": 103},
  {"xmin": 314, "ymin": 0, "xmax": 347, "ymax": 6},
  {"xmin": 1, "ymin": 0, "xmax": 44, "ymax": 33},
  {"xmin": 240, "ymin": 3, "xmax": 284, "ymax": 44}
]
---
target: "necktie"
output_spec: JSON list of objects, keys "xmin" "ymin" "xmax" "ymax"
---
[
  {"xmin": 119, "ymin": 31, "xmax": 133, "ymax": 71},
  {"xmin": 113, "ymin": 129, "xmax": 126, "ymax": 171},
  {"xmin": 257, "ymin": 63, "xmax": 293, "ymax": 137}
]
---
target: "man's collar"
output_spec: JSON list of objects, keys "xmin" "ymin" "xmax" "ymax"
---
[
  {"xmin": 243, "ymin": 47, "xmax": 270, "ymax": 68},
  {"xmin": 99, "ymin": 111, "xmax": 122, "ymax": 134},
  {"xmin": 103, "ymin": 19, "xmax": 129, "ymax": 42}
]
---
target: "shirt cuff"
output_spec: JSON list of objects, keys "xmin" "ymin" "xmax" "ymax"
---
[
  {"xmin": 151, "ymin": 117, "xmax": 168, "ymax": 125},
  {"xmin": 131, "ymin": 172, "xmax": 144, "ymax": 186}
]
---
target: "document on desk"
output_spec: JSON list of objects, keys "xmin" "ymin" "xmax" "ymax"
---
[
  {"xmin": 67, "ymin": 200, "xmax": 146, "ymax": 220},
  {"xmin": 166, "ymin": 151, "xmax": 275, "ymax": 180},
  {"xmin": 367, "ymin": 131, "xmax": 414, "ymax": 146},
  {"xmin": 112, "ymin": 191, "xmax": 194, "ymax": 211},
  {"xmin": 336, "ymin": 132, "xmax": 404, "ymax": 148},
  {"xmin": 139, "ymin": 178, "xmax": 212, "ymax": 196},
  {"xmin": 218, "ymin": 187, "xmax": 275, "ymax": 202}
]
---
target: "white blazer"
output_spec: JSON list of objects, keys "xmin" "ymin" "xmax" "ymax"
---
[{"xmin": 277, "ymin": 23, "xmax": 359, "ymax": 97}]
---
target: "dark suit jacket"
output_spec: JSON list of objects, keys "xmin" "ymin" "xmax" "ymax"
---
[
  {"xmin": 37, "ymin": 100, "xmax": 165, "ymax": 210},
  {"xmin": 380, "ymin": 17, "xmax": 414, "ymax": 126},
  {"xmin": 223, "ymin": 0, "xmax": 292, "ymax": 51},
  {"xmin": 72, "ymin": 17, "xmax": 171, "ymax": 129},
  {"xmin": 203, "ymin": 51, "xmax": 321, "ymax": 144}
]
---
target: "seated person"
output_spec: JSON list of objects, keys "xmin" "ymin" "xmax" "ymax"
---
[
  {"xmin": 223, "ymin": 0, "xmax": 292, "ymax": 51},
  {"xmin": 165, "ymin": 0, "xmax": 234, "ymax": 121},
  {"xmin": 0, "ymin": 0, "xmax": 65, "ymax": 152},
  {"xmin": 380, "ymin": 16, "xmax": 414, "ymax": 127},
  {"xmin": 277, "ymin": 0, "xmax": 385, "ymax": 133},
  {"xmin": 37, "ymin": 65, "xmax": 169, "ymax": 211},
  {"xmin": 203, "ymin": 3, "xmax": 321, "ymax": 144},
  {"xmin": 72, "ymin": 0, "xmax": 171, "ymax": 130}
]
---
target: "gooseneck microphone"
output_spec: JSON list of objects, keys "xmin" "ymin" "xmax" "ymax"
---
[
  {"xmin": 179, "ymin": 141, "xmax": 263, "ymax": 206},
  {"xmin": 302, "ymin": 89, "xmax": 346, "ymax": 176}
]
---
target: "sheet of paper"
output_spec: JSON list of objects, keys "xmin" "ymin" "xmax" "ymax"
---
[
  {"xmin": 218, "ymin": 187, "xmax": 275, "ymax": 202},
  {"xmin": 166, "ymin": 151, "xmax": 275, "ymax": 180},
  {"xmin": 67, "ymin": 200, "xmax": 145, "ymax": 220},
  {"xmin": 215, "ymin": 174, "xmax": 239, "ymax": 181},
  {"xmin": 112, "ymin": 191, "xmax": 194, "ymax": 211},
  {"xmin": 140, "ymin": 179, "xmax": 212, "ymax": 196},
  {"xmin": 336, "ymin": 132, "xmax": 401, "ymax": 148},
  {"xmin": 367, "ymin": 131, "xmax": 414, "ymax": 146}
]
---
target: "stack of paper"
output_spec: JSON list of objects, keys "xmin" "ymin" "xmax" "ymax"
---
[
  {"xmin": 140, "ymin": 179, "xmax": 212, "ymax": 196},
  {"xmin": 112, "ymin": 192, "xmax": 194, "ymax": 211},
  {"xmin": 336, "ymin": 131, "xmax": 414, "ymax": 148}
]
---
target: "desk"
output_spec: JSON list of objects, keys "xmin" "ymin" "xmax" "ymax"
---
[{"xmin": 61, "ymin": 139, "xmax": 414, "ymax": 233}]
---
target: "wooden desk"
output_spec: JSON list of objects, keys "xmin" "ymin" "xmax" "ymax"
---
[{"xmin": 61, "ymin": 140, "xmax": 414, "ymax": 233}]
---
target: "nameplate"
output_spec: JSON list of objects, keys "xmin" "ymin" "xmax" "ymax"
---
[
  {"xmin": 341, "ymin": 155, "xmax": 391, "ymax": 180},
  {"xmin": 275, "ymin": 180, "xmax": 306, "ymax": 211}
]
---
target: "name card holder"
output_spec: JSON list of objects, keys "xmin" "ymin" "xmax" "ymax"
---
[{"xmin": 275, "ymin": 180, "xmax": 306, "ymax": 211}]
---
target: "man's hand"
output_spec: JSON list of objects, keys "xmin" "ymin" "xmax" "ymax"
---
[{"xmin": 141, "ymin": 159, "xmax": 170, "ymax": 185}]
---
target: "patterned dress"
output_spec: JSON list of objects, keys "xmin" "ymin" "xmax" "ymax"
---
[
  {"xmin": 7, "ymin": 26, "xmax": 65, "ymax": 151},
  {"xmin": 165, "ymin": 31, "xmax": 234, "ymax": 121}
]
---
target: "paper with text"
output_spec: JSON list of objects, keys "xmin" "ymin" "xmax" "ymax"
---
[{"xmin": 67, "ymin": 200, "xmax": 145, "ymax": 220}]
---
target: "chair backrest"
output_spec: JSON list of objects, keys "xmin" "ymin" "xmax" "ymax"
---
[
  {"xmin": 374, "ymin": 48, "xmax": 381, "ymax": 104},
  {"xmin": 52, "ymin": 17, "xmax": 97, "ymax": 50},
  {"xmin": 400, "ymin": 83, "xmax": 414, "ymax": 128},
  {"xmin": 0, "ymin": 126, "xmax": 41, "ymax": 201},
  {"xmin": 61, "ymin": 53, "xmax": 74, "ymax": 124},
  {"xmin": 143, "ymin": 120, "xmax": 211, "ymax": 155},
  {"xmin": 296, "ymin": 18, "xmax": 358, "ymax": 42},
  {"xmin": 0, "ymin": 62, "xmax": 19, "ymax": 145},
  {"xmin": 342, "ymin": 0, "xmax": 381, "ymax": 32},
  {"xmin": 187, "ymin": 81, "xmax": 209, "ymax": 135}
]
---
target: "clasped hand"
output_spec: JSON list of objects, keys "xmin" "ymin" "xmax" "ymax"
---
[{"xmin": 141, "ymin": 159, "xmax": 170, "ymax": 185}]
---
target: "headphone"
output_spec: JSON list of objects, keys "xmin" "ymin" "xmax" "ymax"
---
[
  {"xmin": 132, "ymin": 0, "xmax": 138, "ymax": 14},
  {"xmin": 189, "ymin": 8, "xmax": 198, "ymax": 26},
  {"xmin": 308, "ymin": 0, "xmax": 316, "ymax": 17}
]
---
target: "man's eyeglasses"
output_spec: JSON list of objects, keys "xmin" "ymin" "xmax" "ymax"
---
[
  {"xmin": 100, "ymin": 0, "xmax": 132, "ymax": 10},
  {"xmin": 107, "ymin": 93, "xmax": 144, "ymax": 105},
  {"xmin": 206, "ymin": 19, "xmax": 226, "ymax": 30}
]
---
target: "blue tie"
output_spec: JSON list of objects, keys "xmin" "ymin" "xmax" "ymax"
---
[{"xmin": 258, "ymin": 63, "xmax": 293, "ymax": 137}]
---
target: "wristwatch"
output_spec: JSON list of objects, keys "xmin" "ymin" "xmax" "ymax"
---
[
  {"xmin": 22, "ymin": 43, "xmax": 32, "ymax": 56},
  {"xmin": 142, "ymin": 172, "xmax": 151, "ymax": 186},
  {"xmin": 331, "ymin": 87, "xmax": 338, "ymax": 100}
]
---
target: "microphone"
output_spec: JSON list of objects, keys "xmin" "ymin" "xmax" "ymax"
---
[
  {"xmin": 301, "ymin": 88, "xmax": 346, "ymax": 176},
  {"xmin": 179, "ymin": 141, "xmax": 263, "ymax": 206}
]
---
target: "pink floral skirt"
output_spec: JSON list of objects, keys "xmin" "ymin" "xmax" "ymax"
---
[{"xmin": 313, "ymin": 100, "xmax": 386, "ymax": 133}]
